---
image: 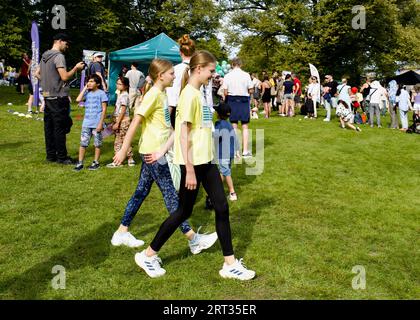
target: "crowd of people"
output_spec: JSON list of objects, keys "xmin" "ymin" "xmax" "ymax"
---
[{"xmin": 218, "ymin": 70, "xmax": 420, "ymax": 133}]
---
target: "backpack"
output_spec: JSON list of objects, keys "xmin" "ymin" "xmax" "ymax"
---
[{"xmin": 354, "ymin": 113, "xmax": 363, "ymax": 124}]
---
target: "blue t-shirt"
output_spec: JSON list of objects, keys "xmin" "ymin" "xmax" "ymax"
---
[
  {"xmin": 82, "ymin": 89, "xmax": 108, "ymax": 128},
  {"xmin": 214, "ymin": 119, "xmax": 236, "ymax": 161}
]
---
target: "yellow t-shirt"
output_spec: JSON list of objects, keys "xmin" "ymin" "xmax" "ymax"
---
[
  {"xmin": 135, "ymin": 86, "xmax": 171, "ymax": 154},
  {"xmin": 174, "ymin": 84, "xmax": 213, "ymax": 165}
]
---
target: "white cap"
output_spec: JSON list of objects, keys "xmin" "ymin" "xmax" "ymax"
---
[{"xmin": 93, "ymin": 52, "xmax": 104, "ymax": 58}]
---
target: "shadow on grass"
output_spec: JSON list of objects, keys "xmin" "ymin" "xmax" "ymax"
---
[
  {"xmin": 0, "ymin": 222, "xmax": 114, "ymax": 299},
  {"xmin": 159, "ymin": 195, "xmax": 272, "ymax": 266},
  {"xmin": 0, "ymin": 141, "xmax": 30, "ymax": 150},
  {"xmin": 232, "ymin": 196, "xmax": 274, "ymax": 258}
]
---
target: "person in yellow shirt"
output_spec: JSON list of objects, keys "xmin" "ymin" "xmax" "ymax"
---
[
  {"xmin": 110, "ymin": 59, "xmax": 218, "ymax": 254},
  {"xmin": 135, "ymin": 51, "xmax": 256, "ymax": 280}
]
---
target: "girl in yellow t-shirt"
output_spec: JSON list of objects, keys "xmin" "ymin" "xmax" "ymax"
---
[
  {"xmin": 135, "ymin": 51, "xmax": 256, "ymax": 280},
  {"xmin": 110, "ymin": 59, "xmax": 217, "ymax": 253}
]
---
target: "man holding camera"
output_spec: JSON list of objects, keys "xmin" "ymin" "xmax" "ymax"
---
[{"xmin": 36, "ymin": 33, "xmax": 85, "ymax": 164}]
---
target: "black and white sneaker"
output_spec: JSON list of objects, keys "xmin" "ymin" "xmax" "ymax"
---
[
  {"xmin": 57, "ymin": 157, "xmax": 76, "ymax": 165},
  {"xmin": 88, "ymin": 161, "xmax": 100, "ymax": 171},
  {"xmin": 74, "ymin": 162, "xmax": 84, "ymax": 172}
]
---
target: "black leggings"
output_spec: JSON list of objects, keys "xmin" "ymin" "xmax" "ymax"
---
[{"xmin": 150, "ymin": 163, "xmax": 234, "ymax": 256}]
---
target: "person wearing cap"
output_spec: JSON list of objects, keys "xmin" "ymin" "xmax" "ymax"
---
[
  {"xmin": 214, "ymin": 102, "xmax": 237, "ymax": 201},
  {"xmin": 37, "ymin": 33, "xmax": 85, "ymax": 164},
  {"xmin": 89, "ymin": 52, "xmax": 107, "ymax": 91}
]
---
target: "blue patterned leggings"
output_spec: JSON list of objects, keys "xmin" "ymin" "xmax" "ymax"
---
[{"xmin": 120, "ymin": 155, "xmax": 192, "ymax": 234}]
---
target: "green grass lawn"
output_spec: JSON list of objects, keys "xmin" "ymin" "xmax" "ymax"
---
[{"xmin": 0, "ymin": 86, "xmax": 419, "ymax": 299}]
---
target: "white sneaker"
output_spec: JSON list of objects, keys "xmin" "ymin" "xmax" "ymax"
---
[
  {"xmin": 229, "ymin": 192, "xmax": 237, "ymax": 201},
  {"xmin": 111, "ymin": 231, "xmax": 144, "ymax": 248},
  {"xmin": 323, "ymin": 118, "xmax": 330, "ymax": 122},
  {"xmin": 242, "ymin": 151, "xmax": 252, "ymax": 158},
  {"xmin": 128, "ymin": 159, "xmax": 136, "ymax": 167},
  {"xmin": 135, "ymin": 250, "xmax": 166, "ymax": 278},
  {"xmin": 189, "ymin": 227, "xmax": 218, "ymax": 255},
  {"xmin": 219, "ymin": 258, "xmax": 255, "ymax": 281},
  {"xmin": 304, "ymin": 116, "xmax": 308, "ymax": 119}
]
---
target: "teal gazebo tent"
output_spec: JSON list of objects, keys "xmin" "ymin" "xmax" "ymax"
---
[{"xmin": 108, "ymin": 33, "xmax": 182, "ymax": 104}]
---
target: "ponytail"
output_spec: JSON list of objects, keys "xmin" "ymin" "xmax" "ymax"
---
[
  {"xmin": 180, "ymin": 50, "xmax": 216, "ymax": 91},
  {"xmin": 144, "ymin": 58, "xmax": 173, "ymax": 94},
  {"xmin": 180, "ymin": 65, "xmax": 190, "ymax": 92},
  {"xmin": 143, "ymin": 78, "xmax": 153, "ymax": 95}
]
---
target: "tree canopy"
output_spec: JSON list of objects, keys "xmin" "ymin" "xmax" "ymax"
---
[
  {"xmin": 221, "ymin": 0, "xmax": 420, "ymax": 83},
  {"xmin": 0, "ymin": 0, "xmax": 418, "ymax": 82},
  {"xmin": 0, "ymin": 0, "xmax": 225, "ymax": 66}
]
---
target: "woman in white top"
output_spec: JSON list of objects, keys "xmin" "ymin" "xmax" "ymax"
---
[
  {"xmin": 396, "ymin": 85, "xmax": 412, "ymax": 131},
  {"xmin": 367, "ymin": 80, "xmax": 385, "ymax": 128},
  {"xmin": 305, "ymin": 76, "xmax": 319, "ymax": 119}
]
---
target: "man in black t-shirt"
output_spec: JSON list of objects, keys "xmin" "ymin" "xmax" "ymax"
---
[
  {"xmin": 359, "ymin": 77, "xmax": 372, "ymax": 118},
  {"xmin": 323, "ymin": 75, "xmax": 339, "ymax": 121},
  {"xmin": 325, "ymin": 75, "xmax": 338, "ymax": 104}
]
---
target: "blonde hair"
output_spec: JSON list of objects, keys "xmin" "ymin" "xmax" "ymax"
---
[
  {"xmin": 181, "ymin": 50, "xmax": 216, "ymax": 91},
  {"xmin": 144, "ymin": 59, "xmax": 173, "ymax": 94},
  {"xmin": 178, "ymin": 34, "xmax": 195, "ymax": 57}
]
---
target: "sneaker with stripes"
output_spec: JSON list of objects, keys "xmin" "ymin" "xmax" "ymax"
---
[
  {"xmin": 188, "ymin": 226, "xmax": 218, "ymax": 255},
  {"xmin": 219, "ymin": 258, "xmax": 255, "ymax": 281},
  {"xmin": 135, "ymin": 250, "xmax": 166, "ymax": 278}
]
